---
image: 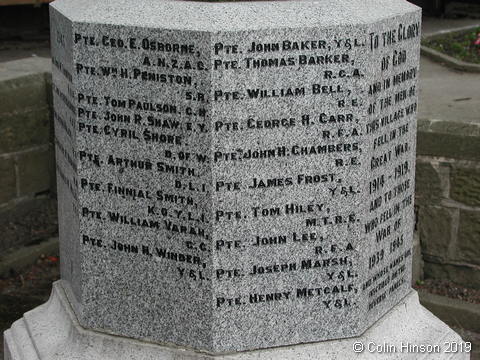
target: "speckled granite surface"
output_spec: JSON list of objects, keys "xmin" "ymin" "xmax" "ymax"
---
[{"xmin": 20, "ymin": 0, "xmax": 424, "ymax": 353}]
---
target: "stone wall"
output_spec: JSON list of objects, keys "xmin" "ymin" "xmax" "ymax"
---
[
  {"xmin": 0, "ymin": 58, "xmax": 55, "ymax": 249},
  {"xmin": 415, "ymin": 119, "xmax": 480, "ymax": 289}
]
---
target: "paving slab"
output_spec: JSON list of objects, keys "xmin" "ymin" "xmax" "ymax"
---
[{"xmin": 418, "ymin": 57, "xmax": 480, "ymax": 124}]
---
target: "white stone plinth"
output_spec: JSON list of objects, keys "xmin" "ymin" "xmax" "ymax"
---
[{"xmin": 4, "ymin": 281, "xmax": 470, "ymax": 360}]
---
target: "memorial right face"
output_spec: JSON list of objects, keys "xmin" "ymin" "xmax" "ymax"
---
[{"xmin": 50, "ymin": 0, "xmax": 421, "ymax": 353}]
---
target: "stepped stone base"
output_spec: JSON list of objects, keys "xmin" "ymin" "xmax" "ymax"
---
[{"xmin": 4, "ymin": 281, "xmax": 469, "ymax": 360}]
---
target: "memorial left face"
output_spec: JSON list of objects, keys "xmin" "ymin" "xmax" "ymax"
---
[
  {"xmin": 50, "ymin": 0, "xmax": 421, "ymax": 354},
  {"xmin": 52, "ymin": 9, "xmax": 215, "ymax": 349}
]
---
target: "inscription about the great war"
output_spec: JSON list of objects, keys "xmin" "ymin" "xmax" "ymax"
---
[{"xmin": 50, "ymin": 0, "xmax": 421, "ymax": 352}]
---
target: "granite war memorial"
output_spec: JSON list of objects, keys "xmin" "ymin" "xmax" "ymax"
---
[{"xmin": 4, "ymin": 0, "xmax": 470, "ymax": 358}]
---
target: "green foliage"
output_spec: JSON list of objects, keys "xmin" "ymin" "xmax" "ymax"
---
[{"xmin": 422, "ymin": 27, "xmax": 480, "ymax": 64}]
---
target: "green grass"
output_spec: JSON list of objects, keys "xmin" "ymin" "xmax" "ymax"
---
[{"xmin": 422, "ymin": 27, "xmax": 480, "ymax": 64}]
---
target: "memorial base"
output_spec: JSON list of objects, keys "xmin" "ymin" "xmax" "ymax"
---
[{"xmin": 4, "ymin": 281, "xmax": 469, "ymax": 360}]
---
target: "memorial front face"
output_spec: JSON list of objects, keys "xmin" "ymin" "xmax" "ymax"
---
[{"xmin": 50, "ymin": 0, "xmax": 421, "ymax": 353}]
